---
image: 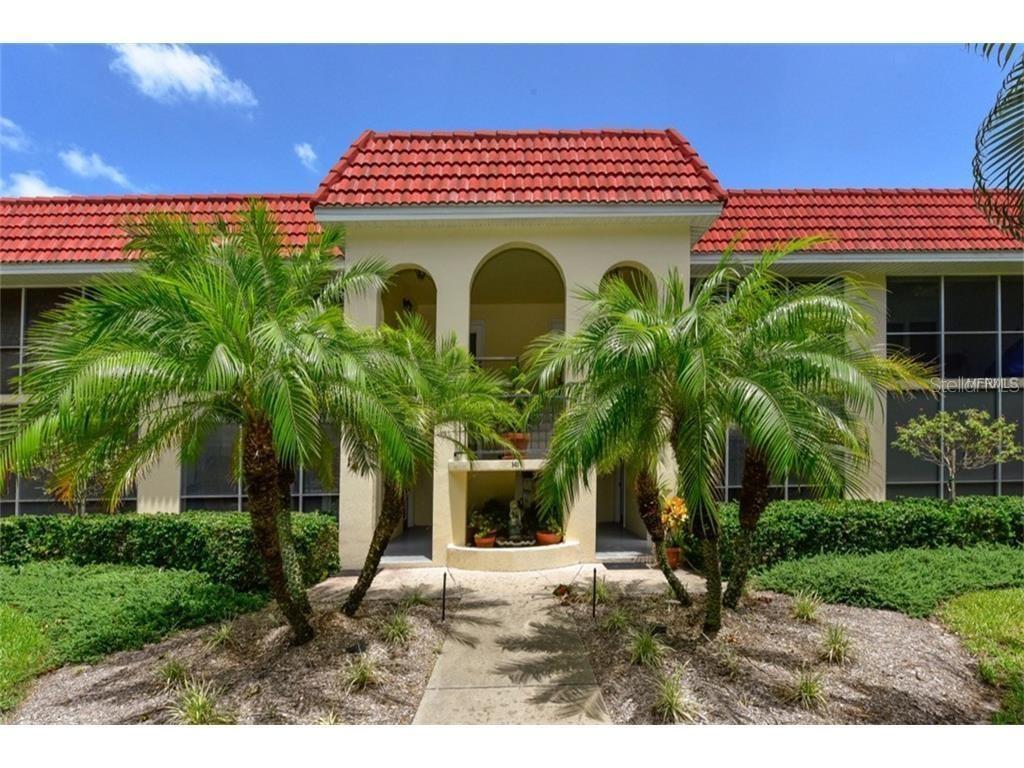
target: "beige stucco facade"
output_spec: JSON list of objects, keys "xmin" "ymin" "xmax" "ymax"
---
[{"xmin": 330, "ymin": 214, "xmax": 695, "ymax": 569}]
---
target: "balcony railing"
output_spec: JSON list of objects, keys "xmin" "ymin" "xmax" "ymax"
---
[{"xmin": 453, "ymin": 395, "xmax": 564, "ymax": 461}]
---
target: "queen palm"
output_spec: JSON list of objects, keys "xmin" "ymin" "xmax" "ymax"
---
[
  {"xmin": 0, "ymin": 202, "xmax": 410, "ymax": 644},
  {"xmin": 341, "ymin": 314, "xmax": 515, "ymax": 616}
]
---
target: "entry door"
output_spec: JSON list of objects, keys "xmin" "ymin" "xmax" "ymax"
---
[{"xmin": 615, "ymin": 463, "xmax": 626, "ymax": 526}]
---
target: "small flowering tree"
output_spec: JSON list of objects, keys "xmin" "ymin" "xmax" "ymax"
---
[{"xmin": 892, "ymin": 408, "xmax": 1023, "ymax": 502}]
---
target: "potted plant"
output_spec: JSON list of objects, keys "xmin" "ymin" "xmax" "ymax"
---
[
  {"xmin": 534, "ymin": 504, "xmax": 564, "ymax": 546},
  {"xmin": 661, "ymin": 495, "xmax": 689, "ymax": 570},
  {"xmin": 470, "ymin": 508, "xmax": 499, "ymax": 548},
  {"xmin": 500, "ymin": 364, "xmax": 545, "ymax": 459}
]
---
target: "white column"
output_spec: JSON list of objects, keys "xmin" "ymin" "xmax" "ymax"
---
[
  {"xmin": 135, "ymin": 446, "xmax": 181, "ymax": 514},
  {"xmin": 430, "ymin": 271, "xmax": 472, "ymax": 564},
  {"xmin": 854, "ymin": 274, "xmax": 888, "ymax": 501}
]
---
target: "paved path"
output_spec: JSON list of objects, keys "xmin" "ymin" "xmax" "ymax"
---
[
  {"xmin": 315, "ymin": 563, "xmax": 705, "ymax": 725},
  {"xmin": 412, "ymin": 569, "xmax": 610, "ymax": 724}
]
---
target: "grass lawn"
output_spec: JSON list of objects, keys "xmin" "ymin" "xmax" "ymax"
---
[
  {"xmin": 939, "ymin": 589, "xmax": 1024, "ymax": 724},
  {"xmin": 755, "ymin": 545, "xmax": 1024, "ymax": 617},
  {"xmin": 0, "ymin": 560, "xmax": 264, "ymax": 714}
]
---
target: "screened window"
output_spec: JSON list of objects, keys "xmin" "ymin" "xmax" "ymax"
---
[{"xmin": 886, "ymin": 275, "xmax": 1024, "ymax": 499}]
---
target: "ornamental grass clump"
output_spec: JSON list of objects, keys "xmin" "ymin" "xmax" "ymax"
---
[
  {"xmin": 652, "ymin": 672, "xmax": 699, "ymax": 723},
  {"xmin": 630, "ymin": 627, "xmax": 666, "ymax": 668}
]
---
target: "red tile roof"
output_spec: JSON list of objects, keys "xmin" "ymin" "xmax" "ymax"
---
[
  {"xmin": 0, "ymin": 194, "xmax": 317, "ymax": 264},
  {"xmin": 693, "ymin": 189, "xmax": 1023, "ymax": 253},
  {"xmin": 312, "ymin": 129, "xmax": 727, "ymax": 207}
]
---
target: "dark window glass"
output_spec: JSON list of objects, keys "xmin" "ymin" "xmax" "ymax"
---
[
  {"xmin": 944, "ymin": 333, "xmax": 999, "ymax": 378},
  {"xmin": 944, "ymin": 277, "xmax": 997, "ymax": 332},
  {"xmin": 946, "ymin": 390, "xmax": 998, "ymax": 482},
  {"xmin": 957, "ymin": 483, "xmax": 998, "ymax": 497},
  {"xmin": 17, "ymin": 501, "xmax": 65, "ymax": 516},
  {"xmin": 886, "ymin": 483, "xmax": 941, "ymax": 499},
  {"xmin": 1001, "ymin": 391, "xmax": 1023, "ymax": 482},
  {"xmin": 183, "ymin": 497, "xmax": 240, "ymax": 512},
  {"xmin": 1, "ymin": 349, "xmax": 19, "ymax": 394},
  {"xmin": 726, "ymin": 429, "xmax": 746, "ymax": 487},
  {"xmin": 1000, "ymin": 482, "xmax": 1023, "ymax": 497},
  {"xmin": 1002, "ymin": 276, "xmax": 1023, "ymax": 332},
  {"xmin": 887, "ymin": 333, "xmax": 940, "ymax": 370},
  {"xmin": 301, "ymin": 496, "xmax": 339, "ymax": 515},
  {"xmin": 0, "ymin": 289, "xmax": 22, "ymax": 346},
  {"xmin": 887, "ymin": 278, "xmax": 940, "ymax": 333},
  {"xmin": 23, "ymin": 288, "xmax": 73, "ymax": 339},
  {"xmin": 0, "ymin": 502, "xmax": 15, "ymax": 517},
  {"xmin": 1002, "ymin": 334, "xmax": 1024, "ymax": 378},
  {"xmin": 887, "ymin": 393, "xmax": 940, "ymax": 483},
  {"xmin": 182, "ymin": 425, "xmax": 239, "ymax": 497}
]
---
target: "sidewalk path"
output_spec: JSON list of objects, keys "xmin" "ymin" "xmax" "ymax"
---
[{"xmin": 412, "ymin": 569, "xmax": 610, "ymax": 724}]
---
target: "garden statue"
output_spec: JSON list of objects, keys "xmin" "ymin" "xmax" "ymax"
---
[{"xmin": 509, "ymin": 499, "xmax": 523, "ymax": 538}]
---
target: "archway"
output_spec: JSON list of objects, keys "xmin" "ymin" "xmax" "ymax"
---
[
  {"xmin": 601, "ymin": 263, "xmax": 656, "ymax": 298},
  {"xmin": 381, "ymin": 266, "xmax": 437, "ymax": 562}
]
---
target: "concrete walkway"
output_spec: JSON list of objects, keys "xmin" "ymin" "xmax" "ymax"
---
[
  {"xmin": 315, "ymin": 563, "xmax": 705, "ymax": 724},
  {"xmin": 413, "ymin": 568, "xmax": 609, "ymax": 724}
]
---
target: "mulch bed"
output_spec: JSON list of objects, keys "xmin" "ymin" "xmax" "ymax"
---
[
  {"xmin": 564, "ymin": 585, "xmax": 1000, "ymax": 724},
  {"xmin": 8, "ymin": 591, "xmax": 448, "ymax": 725}
]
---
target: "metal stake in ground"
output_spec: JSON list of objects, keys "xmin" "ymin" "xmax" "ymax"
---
[
  {"xmin": 442, "ymin": 572, "xmax": 447, "ymax": 621},
  {"xmin": 592, "ymin": 568, "xmax": 597, "ymax": 618}
]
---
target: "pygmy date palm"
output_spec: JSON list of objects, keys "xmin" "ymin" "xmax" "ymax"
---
[
  {"xmin": 704, "ymin": 239, "xmax": 931, "ymax": 609},
  {"xmin": 0, "ymin": 201, "xmax": 408, "ymax": 644},
  {"xmin": 340, "ymin": 314, "xmax": 515, "ymax": 616}
]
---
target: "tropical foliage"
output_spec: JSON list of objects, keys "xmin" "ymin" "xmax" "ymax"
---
[
  {"xmin": 0, "ymin": 201, "xmax": 402, "ymax": 643},
  {"xmin": 340, "ymin": 314, "xmax": 514, "ymax": 616},
  {"xmin": 972, "ymin": 43, "xmax": 1024, "ymax": 241}
]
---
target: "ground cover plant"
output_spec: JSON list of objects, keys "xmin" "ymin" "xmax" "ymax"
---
[
  {"xmin": 756, "ymin": 545, "xmax": 1024, "ymax": 618},
  {"xmin": 0, "ymin": 560, "xmax": 262, "ymax": 712}
]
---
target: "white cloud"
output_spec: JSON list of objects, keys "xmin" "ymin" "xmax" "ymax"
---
[
  {"xmin": 59, "ymin": 148, "xmax": 133, "ymax": 189},
  {"xmin": 109, "ymin": 44, "xmax": 257, "ymax": 108},
  {"xmin": 294, "ymin": 142, "xmax": 318, "ymax": 171},
  {"xmin": 0, "ymin": 171, "xmax": 70, "ymax": 198},
  {"xmin": 0, "ymin": 116, "xmax": 31, "ymax": 152}
]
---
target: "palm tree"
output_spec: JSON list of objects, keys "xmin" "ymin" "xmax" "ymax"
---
[
  {"xmin": 341, "ymin": 314, "xmax": 515, "ymax": 616},
  {"xmin": 972, "ymin": 44, "xmax": 1024, "ymax": 241},
  {"xmin": 0, "ymin": 201, "xmax": 407, "ymax": 644},
  {"xmin": 707, "ymin": 241, "xmax": 931, "ymax": 609},
  {"xmin": 532, "ymin": 271, "xmax": 727, "ymax": 628}
]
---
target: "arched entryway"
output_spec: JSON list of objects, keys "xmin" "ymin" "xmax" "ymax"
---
[{"xmin": 381, "ymin": 266, "xmax": 437, "ymax": 562}]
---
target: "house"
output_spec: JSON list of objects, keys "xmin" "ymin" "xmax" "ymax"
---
[{"xmin": 2, "ymin": 128, "xmax": 1022, "ymax": 571}]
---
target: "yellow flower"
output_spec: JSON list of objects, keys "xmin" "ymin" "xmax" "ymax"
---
[{"xmin": 660, "ymin": 495, "xmax": 688, "ymax": 532}]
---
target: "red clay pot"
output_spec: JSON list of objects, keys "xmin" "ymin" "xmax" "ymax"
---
[
  {"xmin": 502, "ymin": 432, "xmax": 530, "ymax": 459},
  {"xmin": 535, "ymin": 531, "xmax": 563, "ymax": 546},
  {"xmin": 474, "ymin": 532, "xmax": 498, "ymax": 548},
  {"xmin": 665, "ymin": 546, "xmax": 682, "ymax": 570}
]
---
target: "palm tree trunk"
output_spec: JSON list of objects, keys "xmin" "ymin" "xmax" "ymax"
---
[
  {"xmin": 342, "ymin": 479, "xmax": 406, "ymax": 616},
  {"xmin": 690, "ymin": 501, "xmax": 723, "ymax": 635},
  {"xmin": 723, "ymin": 447, "xmax": 769, "ymax": 609},
  {"xmin": 243, "ymin": 417, "xmax": 314, "ymax": 644},
  {"xmin": 636, "ymin": 467, "xmax": 691, "ymax": 606}
]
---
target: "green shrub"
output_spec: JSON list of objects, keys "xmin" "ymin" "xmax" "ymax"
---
[
  {"xmin": 682, "ymin": 496, "xmax": 1024, "ymax": 575},
  {"xmin": 0, "ymin": 561, "xmax": 264, "ymax": 663},
  {"xmin": 757, "ymin": 546, "xmax": 1024, "ymax": 618},
  {"xmin": 0, "ymin": 605, "xmax": 50, "ymax": 712},
  {"xmin": 0, "ymin": 512, "xmax": 339, "ymax": 592}
]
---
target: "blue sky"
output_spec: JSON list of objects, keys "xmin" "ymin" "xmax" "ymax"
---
[{"xmin": 0, "ymin": 44, "xmax": 1006, "ymax": 197}]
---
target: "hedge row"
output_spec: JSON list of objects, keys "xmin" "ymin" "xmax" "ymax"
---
[
  {"xmin": 682, "ymin": 496, "xmax": 1024, "ymax": 576},
  {"xmin": 0, "ymin": 512, "xmax": 339, "ymax": 593}
]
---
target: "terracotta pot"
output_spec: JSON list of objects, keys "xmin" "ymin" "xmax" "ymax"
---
[
  {"xmin": 665, "ymin": 546, "xmax": 682, "ymax": 570},
  {"xmin": 502, "ymin": 432, "xmax": 530, "ymax": 459},
  {"xmin": 535, "ymin": 531, "xmax": 563, "ymax": 546},
  {"xmin": 474, "ymin": 532, "xmax": 497, "ymax": 548}
]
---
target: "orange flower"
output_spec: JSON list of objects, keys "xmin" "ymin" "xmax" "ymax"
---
[{"xmin": 660, "ymin": 495, "xmax": 688, "ymax": 533}]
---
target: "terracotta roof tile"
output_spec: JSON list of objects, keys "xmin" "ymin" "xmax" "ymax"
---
[
  {"xmin": 0, "ymin": 194, "xmax": 317, "ymax": 264},
  {"xmin": 312, "ymin": 129, "xmax": 727, "ymax": 207},
  {"xmin": 693, "ymin": 189, "xmax": 1022, "ymax": 253}
]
